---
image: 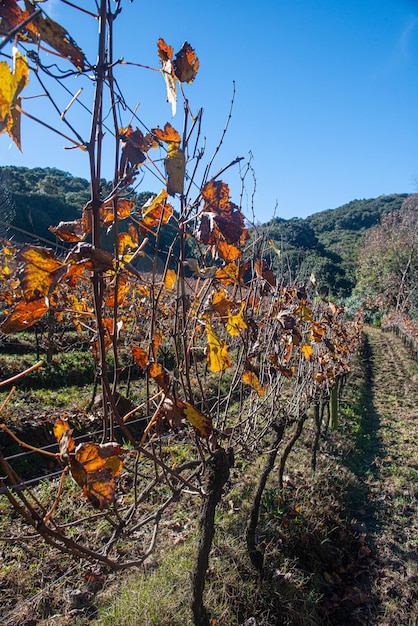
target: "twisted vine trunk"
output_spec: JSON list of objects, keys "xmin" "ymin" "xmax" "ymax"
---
[
  {"xmin": 191, "ymin": 448, "xmax": 230, "ymax": 626},
  {"xmin": 245, "ymin": 422, "xmax": 285, "ymax": 577}
]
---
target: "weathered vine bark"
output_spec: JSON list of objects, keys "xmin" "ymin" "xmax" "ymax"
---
[
  {"xmin": 191, "ymin": 447, "xmax": 230, "ymax": 626},
  {"xmin": 311, "ymin": 402, "xmax": 321, "ymax": 472},
  {"xmin": 245, "ymin": 421, "xmax": 285, "ymax": 578},
  {"xmin": 278, "ymin": 415, "xmax": 306, "ymax": 491}
]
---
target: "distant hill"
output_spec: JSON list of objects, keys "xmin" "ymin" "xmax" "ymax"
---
[
  {"xmin": 254, "ymin": 194, "xmax": 408, "ymax": 298},
  {"xmin": 0, "ymin": 166, "xmax": 410, "ymax": 294}
]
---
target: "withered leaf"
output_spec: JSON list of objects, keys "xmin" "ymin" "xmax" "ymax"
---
[
  {"xmin": 67, "ymin": 243, "xmax": 113, "ymax": 272},
  {"xmin": 119, "ymin": 126, "xmax": 158, "ymax": 177},
  {"xmin": 75, "ymin": 441, "xmax": 123, "ymax": 475},
  {"xmin": 242, "ymin": 371, "xmax": 266, "ymax": 396},
  {"xmin": 49, "ymin": 217, "xmax": 88, "ymax": 242},
  {"xmin": 174, "ymin": 42, "xmax": 199, "ymax": 83},
  {"xmin": 182, "ymin": 402, "xmax": 212, "ymax": 437},
  {"xmin": 152, "ymin": 122, "xmax": 181, "ymax": 145},
  {"xmin": 157, "ymin": 38, "xmax": 176, "ymax": 116},
  {"xmin": 17, "ymin": 245, "xmax": 66, "ymax": 301},
  {"xmin": 132, "ymin": 346, "xmax": 149, "ymax": 369},
  {"xmin": 0, "ymin": 297, "xmax": 49, "ymax": 333},
  {"xmin": 165, "ymin": 144, "xmax": 185, "ymax": 195},
  {"xmin": 139, "ymin": 190, "xmax": 173, "ymax": 234},
  {"xmin": 26, "ymin": 3, "xmax": 86, "ymax": 71}
]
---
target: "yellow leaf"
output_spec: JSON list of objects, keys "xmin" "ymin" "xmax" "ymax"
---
[
  {"xmin": 164, "ymin": 268, "xmax": 177, "ymax": 290},
  {"xmin": 226, "ymin": 302, "xmax": 247, "ymax": 336},
  {"xmin": 242, "ymin": 371, "xmax": 266, "ymax": 396},
  {"xmin": 206, "ymin": 322, "xmax": 232, "ymax": 372},
  {"xmin": 182, "ymin": 402, "xmax": 212, "ymax": 437},
  {"xmin": 301, "ymin": 344, "xmax": 313, "ymax": 359},
  {"xmin": 0, "ymin": 49, "xmax": 29, "ymax": 149}
]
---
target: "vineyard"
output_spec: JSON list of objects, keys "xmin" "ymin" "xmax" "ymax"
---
[{"xmin": 0, "ymin": 2, "xmax": 417, "ymax": 625}]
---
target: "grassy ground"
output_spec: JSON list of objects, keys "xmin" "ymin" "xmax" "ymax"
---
[{"xmin": 0, "ymin": 327, "xmax": 417, "ymax": 625}]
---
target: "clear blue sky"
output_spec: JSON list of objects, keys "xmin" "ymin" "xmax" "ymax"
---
[{"xmin": 1, "ymin": 0, "xmax": 418, "ymax": 222}]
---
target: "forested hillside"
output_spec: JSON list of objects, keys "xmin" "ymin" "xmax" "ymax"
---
[
  {"xmin": 252, "ymin": 194, "xmax": 408, "ymax": 298},
  {"xmin": 0, "ymin": 165, "xmax": 411, "ymax": 295}
]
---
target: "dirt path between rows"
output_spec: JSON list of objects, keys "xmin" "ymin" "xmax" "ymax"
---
[{"xmin": 351, "ymin": 327, "xmax": 418, "ymax": 624}]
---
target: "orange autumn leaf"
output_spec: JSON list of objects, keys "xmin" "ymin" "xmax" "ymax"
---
[
  {"xmin": 226, "ymin": 302, "xmax": 247, "ymax": 336},
  {"xmin": 174, "ymin": 42, "xmax": 199, "ymax": 83},
  {"xmin": 278, "ymin": 365, "xmax": 295, "ymax": 378},
  {"xmin": 75, "ymin": 441, "xmax": 123, "ymax": 475},
  {"xmin": 164, "ymin": 268, "xmax": 177, "ymax": 290},
  {"xmin": 139, "ymin": 191, "xmax": 174, "ymax": 234},
  {"xmin": 201, "ymin": 180, "xmax": 231, "ymax": 215},
  {"xmin": 206, "ymin": 321, "xmax": 232, "ymax": 372},
  {"xmin": 105, "ymin": 275, "xmax": 131, "ymax": 307},
  {"xmin": 100, "ymin": 198, "xmax": 135, "ymax": 226},
  {"xmin": 152, "ymin": 122, "xmax": 181, "ymax": 145},
  {"xmin": 0, "ymin": 297, "xmax": 49, "ymax": 333},
  {"xmin": 210, "ymin": 288, "xmax": 234, "ymax": 319},
  {"xmin": 214, "ymin": 262, "xmax": 240, "ymax": 285},
  {"xmin": 216, "ymin": 240, "xmax": 242, "ymax": 261},
  {"xmin": 132, "ymin": 346, "xmax": 149, "ymax": 369},
  {"xmin": 242, "ymin": 371, "xmax": 266, "ymax": 396},
  {"xmin": 182, "ymin": 402, "xmax": 212, "ymax": 437}
]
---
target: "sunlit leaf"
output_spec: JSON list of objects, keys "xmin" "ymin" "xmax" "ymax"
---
[
  {"xmin": 132, "ymin": 346, "xmax": 149, "ymax": 369},
  {"xmin": 0, "ymin": 48, "xmax": 29, "ymax": 149},
  {"xmin": 226, "ymin": 302, "xmax": 247, "ymax": 336},
  {"xmin": 17, "ymin": 245, "xmax": 66, "ymax": 301},
  {"xmin": 206, "ymin": 321, "xmax": 232, "ymax": 372},
  {"xmin": 164, "ymin": 268, "xmax": 177, "ymax": 290},
  {"xmin": 310, "ymin": 322, "xmax": 326, "ymax": 342},
  {"xmin": 214, "ymin": 262, "xmax": 240, "ymax": 285},
  {"xmin": 53, "ymin": 416, "xmax": 70, "ymax": 442},
  {"xmin": 301, "ymin": 344, "xmax": 313, "ymax": 359},
  {"xmin": 100, "ymin": 198, "xmax": 135, "ymax": 226},
  {"xmin": 105, "ymin": 275, "xmax": 131, "ymax": 307},
  {"xmin": 117, "ymin": 225, "xmax": 138, "ymax": 256},
  {"xmin": 0, "ymin": 297, "xmax": 49, "ymax": 333},
  {"xmin": 242, "ymin": 371, "xmax": 266, "ymax": 396},
  {"xmin": 139, "ymin": 190, "xmax": 173, "ymax": 234},
  {"xmin": 182, "ymin": 402, "xmax": 212, "ymax": 437},
  {"xmin": 75, "ymin": 442, "xmax": 123, "ymax": 475},
  {"xmin": 152, "ymin": 122, "xmax": 181, "ymax": 145},
  {"xmin": 83, "ymin": 469, "xmax": 117, "ymax": 510}
]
